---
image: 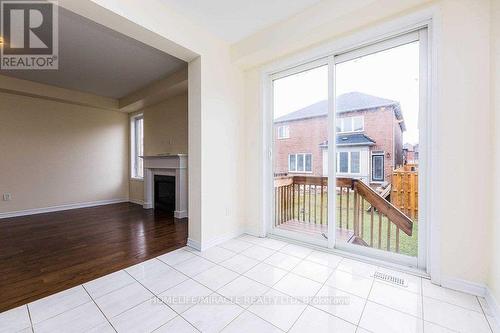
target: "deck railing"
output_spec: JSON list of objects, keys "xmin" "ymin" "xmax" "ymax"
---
[{"xmin": 274, "ymin": 176, "xmax": 413, "ymax": 254}]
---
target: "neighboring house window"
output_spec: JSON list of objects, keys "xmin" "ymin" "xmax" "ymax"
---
[
  {"xmin": 277, "ymin": 125, "xmax": 289, "ymax": 139},
  {"xmin": 336, "ymin": 116, "xmax": 364, "ymax": 133},
  {"xmin": 131, "ymin": 114, "xmax": 144, "ymax": 179},
  {"xmin": 337, "ymin": 151, "xmax": 361, "ymax": 174},
  {"xmin": 351, "ymin": 151, "xmax": 360, "ymax": 173},
  {"xmin": 339, "ymin": 152, "xmax": 348, "ymax": 173},
  {"xmin": 372, "ymin": 154, "xmax": 385, "ymax": 181},
  {"xmin": 289, "ymin": 153, "xmax": 312, "ymax": 173}
]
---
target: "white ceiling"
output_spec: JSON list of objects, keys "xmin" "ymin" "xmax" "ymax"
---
[
  {"xmin": 160, "ymin": 0, "xmax": 323, "ymax": 43},
  {"xmin": 0, "ymin": 8, "xmax": 187, "ymax": 99}
]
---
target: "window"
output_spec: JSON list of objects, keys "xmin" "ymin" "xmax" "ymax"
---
[
  {"xmin": 288, "ymin": 153, "xmax": 312, "ymax": 173},
  {"xmin": 339, "ymin": 152, "xmax": 348, "ymax": 173},
  {"xmin": 337, "ymin": 151, "xmax": 362, "ymax": 174},
  {"xmin": 336, "ymin": 116, "xmax": 364, "ymax": 133},
  {"xmin": 372, "ymin": 154, "xmax": 384, "ymax": 181},
  {"xmin": 131, "ymin": 114, "xmax": 144, "ymax": 179},
  {"xmin": 277, "ymin": 125, "xmax": 289, "ymax": 139},
  {"xmin": 351, "ymin": 151, "xmax": 360, "ymax": 173}
]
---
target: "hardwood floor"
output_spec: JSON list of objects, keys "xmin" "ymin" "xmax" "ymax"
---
[{"xmin": 0, "ymin": 202, "xmax": 188, "ymax": 313}]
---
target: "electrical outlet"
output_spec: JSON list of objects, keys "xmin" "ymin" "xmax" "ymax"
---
[
  {"xmin": 3, "ymin": 193, "xmax": 12, "ymax": 201},
  {"xmin": 225, "ymin": 208, "xmax": 231, "ymax": 217}
]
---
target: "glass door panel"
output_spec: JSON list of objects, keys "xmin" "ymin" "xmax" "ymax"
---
[
  {"xmin": 271, "ymin": 62, "xmax": 330, "ymax": 246},
  {"xmin": 333, "ymin": 32, "xmax": 424, "ymax": 266}
]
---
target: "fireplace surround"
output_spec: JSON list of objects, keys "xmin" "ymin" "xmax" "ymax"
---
[{"xmin": 141, "ymin": 154, "xmax": 188, "ymax": 218}]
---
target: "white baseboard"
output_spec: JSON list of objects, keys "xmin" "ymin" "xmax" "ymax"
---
[
  {"xmin": 486, "ymin": 287, "xmax": 500, "ymax": 332},
  {"xmin": 174, "ymin": 210, "xmax": 188, "ymax": 219},
  {"xmin": 0, "ymin": 198, "xmax": 129, "ymax": 219},
  {"xmin": 187, "ymin": 228, "xmax": 245, "ymax": 252},
  {"xmin": 187, "ymin": 238, "xmax": 202, "ymax": 251},
  {"xmin": 129, "ymin": 199, "xmax": 144, "ymax": 206},
  {"xmin": 440, "ymin": 275, "xmax": 487, "ymax": 297}
]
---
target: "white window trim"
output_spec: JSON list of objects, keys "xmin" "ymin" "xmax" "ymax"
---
[
  {"xmin": 336, "ymin": 151, "xmax": 362, "ymax": 175},
  {"xmin": 130, "ymin": 114, "xmax": 144, "ymax": 180},
  {"xmin": 337, "ymin": 116, "xmax": 364, "ymax": 134},
  {"xmin": 277, "ymin": 125, "xmax": 290, "ymax": 139},
  {"xmin": 288, "ymin": 153, "xmax": 313, "ymax": 173}
]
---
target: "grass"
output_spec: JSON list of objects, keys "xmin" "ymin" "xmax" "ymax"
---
[{"xmin": 280, "ymin": 189, "xmax": 418, "ymax": 257}]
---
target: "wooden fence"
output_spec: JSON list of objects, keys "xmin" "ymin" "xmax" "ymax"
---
[{"xmin": 391, "ymin": 165, "xmax": 418, "ymax": 219}]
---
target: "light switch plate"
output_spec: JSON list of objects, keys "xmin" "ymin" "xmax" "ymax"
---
[{"xmin": 3, "ymin": 193, "xmax": 12, "ymax": 201}]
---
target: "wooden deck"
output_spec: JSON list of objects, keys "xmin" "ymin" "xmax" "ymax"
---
[{"xmin": 276, "ymin": 219, "xmax": 355, "ymax": 243}]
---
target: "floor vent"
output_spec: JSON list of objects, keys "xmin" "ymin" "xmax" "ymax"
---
[{"xmin": 373, "ymin": 271, "xmax": 407, "ymax": 287}]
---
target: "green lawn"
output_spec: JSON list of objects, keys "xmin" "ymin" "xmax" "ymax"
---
[{"xmin": 283, "ymin": 189, "xmax": 418, "ymax": 257}]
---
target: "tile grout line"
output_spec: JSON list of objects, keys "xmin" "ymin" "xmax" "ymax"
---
[
  {"xmin": 185, "ymin": 241, "xmax": 312, "ymax": 332},
  {"xmin": 81, "ymin": 284, "xmax": 118, "ymax": 333},
  {"xmin": 25, "ymin": 304, "xmax": 34, "ymax": 333},
  {"xmin": 284, "ymin": 255, "xmax": 340, "ymax": 333},
  {"xmin": 477, "ymin": 296, "xmax": 495, "ymax": 333},
  {"xmin": 354, "ymin": 265, "xmax": 375, "ymax": 331},
  {"xmin": 216, "ymin": 244, "xmax": 307, "ymax": 333},
  {"xmin": 123, "ymin": 267, "xmax": 202, "ymax": 333},
  {"xmin": 23, "ymin": 290, "xmax": 97, "ymax": 328},
  {"xmin": 208, "ymin": 241, "xmax": 378, "ymax": 331},
  {"xmin": 186, "ymin": 246, "xmax": 282, "ymax": 332}
]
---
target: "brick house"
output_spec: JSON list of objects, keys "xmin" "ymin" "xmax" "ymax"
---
[
  {"xmin": 274, "ymin": 92, "xmax": 405, "ymax": 186},
  {"xmin": 403, "ymin": 143, "xmax": 419, "ymax": 165}
]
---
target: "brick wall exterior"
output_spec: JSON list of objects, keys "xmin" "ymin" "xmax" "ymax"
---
[
  {"xmin": 273, "ymin": 106, "xmax": 404, "ymax": 184},
  {"xmin": 274, "ymin": 116, "xmax": 327, "ymax": 176}
]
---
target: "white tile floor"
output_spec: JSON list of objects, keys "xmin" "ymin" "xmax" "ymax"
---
[{"xmin": 0, "ymin": 234, "xmax": 496, "ymax": 333}]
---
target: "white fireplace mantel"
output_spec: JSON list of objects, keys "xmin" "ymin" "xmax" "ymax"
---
[{"xmin": 141, "ymin": 154, "xmax": 188, "ymax": 218}]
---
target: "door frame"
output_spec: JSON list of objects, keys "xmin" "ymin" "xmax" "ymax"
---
[{"xmin": 261, "ymin": 7, "xmax": 440, "ymax": 278}]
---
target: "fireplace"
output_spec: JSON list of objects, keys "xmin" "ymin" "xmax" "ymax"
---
[
  {"xmin": 154, "ymin": 175, "xmax": 175, "ymax": 214},
  {"xmin": 141, "ymin": 154, "xmax": 188, "ymax": 218}
]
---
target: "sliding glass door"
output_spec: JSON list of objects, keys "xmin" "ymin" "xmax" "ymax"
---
[{"xmin": 269, "ymin": 29, "xmax": 427, "ymax": 269}]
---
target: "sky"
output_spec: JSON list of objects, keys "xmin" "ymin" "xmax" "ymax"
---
[{"xmin": 273, "ymin": 41, "xmax": 420, "ymax": 145}]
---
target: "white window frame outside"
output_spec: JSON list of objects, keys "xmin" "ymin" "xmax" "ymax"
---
[
  {"xmin": 277, "ymin": 125, "xmax": 290, "ymax": 139},
  {"xmin": 130, "ymin": 114, "xmax": 144, "ymax": 180},
  {"xmin": 288, "ymin": 153, "xmax": 313, "ymax": 173},
  {"xmin": 336, "ymin": 151, "xmax": 362, "ymax": 175},
  {"xmin": 371, "ymin": 153, "xmax": 385, "ymax": 182},
  {"xmin": 336, "ymin": 116, "xmax": 364, "ymax": 133}
]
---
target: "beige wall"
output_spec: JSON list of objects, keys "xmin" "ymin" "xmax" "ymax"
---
[
  {"xmin": 128, "ymin": 93, "xmax": 189, "ymax": 204},
  {"xmin": 490, "ymin": 0, "xmax": 500, "ymax": 310},
  {"xmin": 70, "ymin": 0, "xmax": 248, "ymax": 246},
  {"xmin": 243, "ymin": 0, "xmax": 493, "ymax": 288},
  {"xmin": 0, "ymin": 91, "xmax": 129, "ymax": 214},
  {"xmin": 144, "ymin": 93, "xmax": 188, "ymax": 156}
]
